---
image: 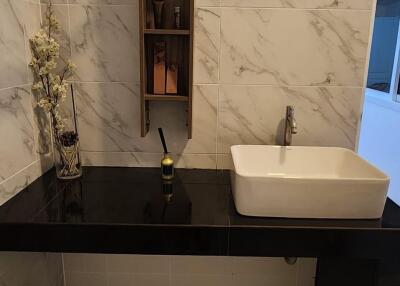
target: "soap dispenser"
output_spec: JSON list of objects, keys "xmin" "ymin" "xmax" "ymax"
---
[{"xmin": 158, "ymin": 128, "xmax": 174, "ymax": 180}]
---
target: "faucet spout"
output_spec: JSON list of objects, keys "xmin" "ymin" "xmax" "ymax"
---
[{"xmin": 283, "ymin": 106, "xmax": 297, "ymax": 146}]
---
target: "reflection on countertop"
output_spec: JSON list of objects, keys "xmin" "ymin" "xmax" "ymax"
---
[{"xmin": 1, "ymin": 167, "xmax": 400, "ymax": 229}]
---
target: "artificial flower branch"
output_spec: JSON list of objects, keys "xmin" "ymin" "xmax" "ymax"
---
[{"xmin": 29, "ymin": 3, "xmax": 76, "ymax": 142}]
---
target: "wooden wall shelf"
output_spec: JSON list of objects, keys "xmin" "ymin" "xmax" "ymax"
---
[
  {"xmin": 144, "ymin": 29, "xmax": 190, "ymax": 35},
  {"xmin": 145, "ymin": 94, "xmax": 189, "ymax": 101},
  {"xmin": 139, "ymin": 0, "xmax": 194, "ymax": 138}
]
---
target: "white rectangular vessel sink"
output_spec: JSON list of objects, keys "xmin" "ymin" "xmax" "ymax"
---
[{"xmin": 231, "ymin": 145, "xmax": 389, "ymax": 219}]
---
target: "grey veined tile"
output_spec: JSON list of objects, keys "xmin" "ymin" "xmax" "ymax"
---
[
  {"xmin": 196, "ymin": 0, "xmax": 220, "ymax": 7},
  {"xmin": 217, "ymin": 85, "xmax": 362, "ymax": 153},
  {"xmin": 69, "ymin": 4, "xmax": 140, "ymax": 82},
  {"xmin": 0, "ymin": 86, "xmax": 36, "ymax": 182},
  {"xmin": 74, "ymin": 82, "xmax": 217, "ymax": 155},
  {"xmin": 194, "ymin": 7, "xmax": 221, "ymax": 84},
  {"xmin": 220, "ymin": 9, "xmax": 371, "ymax": 86},
  {"xmin": 0, "ymin": 0, "xmax": 30, "ymax": 89},
  {"xmin": 182, "ymin": 85, "xmax": 218, "ymax": 154}
]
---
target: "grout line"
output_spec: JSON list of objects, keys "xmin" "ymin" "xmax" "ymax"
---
[
  {"xmin": 215, "ymin": 85, "xmax": 220, "ymax": 166},
  {"xmin": 80, "ymin": 151, "xmax": 230, "ymax": 156},
  {"xmin": 21, "ymin": 0, "xmax": 41, "ymax": 5},
  {"xmin": 0, "ymin": 159, "xmax": 39, "ymax": 187},
  {"xmin": 61, "ymin": 253, "xmax": 67, "ymax": 286},
  {"xmin": 0, "ymin": 83, "xmax": 32, "ymax": 93},
  {"xmin": 67, "ymin": 0, "xmax": 73, "ymax": 57},
  {"xmin": 67, "ymin": 80, "xmax": 140, "ymax": 84},
  {"xmin": 195, "ymin": 83, "xmax": 364, "ymax": 88},
  {"xmin": 295, "ymin": 258, "xmax": 299, "ymax": 286},
  {"xmin": 198, "ymin": 5, "xmax": 372, "ymax": 11},
  {"xmin": 168, "ymin": 256, "xmax": 172, "ymax": 286},
  {"xmin": 63, "ymin": 270, "xmax": 170, "ymax": 275},
  {"xmin": 66, "ymin": 3, "xmax": 139, "ymax": 6}
]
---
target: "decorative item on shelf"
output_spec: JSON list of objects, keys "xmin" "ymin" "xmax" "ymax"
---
[
  {"xmin": 146, "ymin": 4, "xmax": 155, "ymax": 29},
  {"xmin": 154, "ymin": 41, "xmax": 166, "ymax": 94},
  {"xmin": 153, "ymin": 0, "xmax": 165, "ymax": 29},
  {"xmin": 174, "ymin": 6, "xmax": 181, "ymax": 29},
  {"xmin": 158, "ymin": 128, "xmax": 174, "ymax": 181},
  {"xmin": 166, "ymin": 64, "xmax": 178, "ymax": 94},
  {"xmin": 29, "ymin": 2, "xmax": 82, "ymax": 180}
]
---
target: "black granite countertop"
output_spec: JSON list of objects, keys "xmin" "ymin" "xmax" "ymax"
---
[{"xmin": 1, "ymin": 167, "xmax": 400, "ymax": 258}]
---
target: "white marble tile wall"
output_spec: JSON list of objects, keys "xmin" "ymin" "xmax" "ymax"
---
[
  {"xmin": 0, "ymin": 0, "xmax": 374, "ymax": 198},
  {"xmin": 0, "ymin": 1, "xmax": 62, "ymax": 283},
  {"xmin": 63, "ymin": 254, "xmax": 316, "ymax": 286},
  {"xmin": 38, "ymin": 0, "xmax": 373, "ymax": 170},
  {"xmin": 0, "ymin": 0, "xmax": 53, "ymax": 205},
  {"xmin": 192, "ymin": 0, "xmax": 373, "ymax": 169}
]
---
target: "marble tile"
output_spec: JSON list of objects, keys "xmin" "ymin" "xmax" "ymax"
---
[
  {"xmin": 40, "ymin": 0, "xmax": 67, "ymax": 4},
  {"xmin": 217, "ymin": 85, "xmax": 362, "ymax": 153},
  {"xmin": 108, "ymin": 273, "xmax": 169, "ymax": 286},
  {"xmin": 196, "ymin": 0, "xmax": 220, "ymax": 7},
  {"xmin": 220, "ymin": 9, "xmax": 371, "ymax": 86},
  {"xmin": 31, "ymin": 91, "xmax": 53, "ymax": 171},
  {"xmin": 22, "ymin": 1, "xmax": 42, "ymax": 83},
  {"xmin": 65, "ymin": 272, "xmax": 107, "ymax": 286},
  {"xmin": 216, "ymin": 154, "xmax": 233, "ymax": 170},
  {"xmin": 229, "ymin": 257, "xmax": 296, "ymax": 275},
  {"xmin": 81, "ymin": 151, "xmax": 162, "ymax": 167},
  {"xmin": 106, "ymin": 254, "xmax": 170, "ymax": 273},
  {"xmin": 74, "ymin": 82, "xmax": 214, "ymax": 155},
  {"xmin": 183, "ymin": 85, "xmax": 218, "ymax": 154},
  {"xmin": 69, "ymin": 4, "xmax": 140, "ymax": 82},
  {"xmin": 175, "ymin": 154, "xmax": 217, "ymax": 169},
  {"xmin": 296, "ymin": 258, "xmax": 317, "ymax": 286},
  {"xmin": 171, "ymin": 275, "xmax": 233, "ymax": 286},
  {"xmin": 231, "ymin": 274, "xmax": 296, "ymax": 286},
  {"xmin": 194, "ymin": 8, "xmax": 220, "ymax": 84},
  {"xmin": 171, "ymin": 256, "xmax": 232, "ymax": 275},
  {"xmin": 220, "ymin": 0, "xmax": 373, "ymax": 9},
  {"xmin": 75, "ymin": 82, "xmax": 217, "ymax": 155},
  {"xmin": 0, "ymin": 160, "xmax": 42, "ymax": 206},
  {"xmin": 73, "ymin": 82, "xmax": 142, "ymax": 152},
  {"xmin": 0, "ymin": 0, "xmax": 29, "ymax": 89},
  {"xmin": 46, "ymin": 253, "xmax": 65, "ymax": 286},
  {"xmin": 82, "ymin": 152, "xmax": 217, "ymax": 169},
  {"xmin": 64, "ymin": 253, "xmax": 106, "ymax": 272},
  {"xmin": 19, "ymin": 1, "xmax": 41, "ymax": 39},
  {"xmin": 0, "ymin": 86, "xmax": 36, "ymax": 182},
  {"xmin": 69, "ymin": 0, "xmax": 138, "ymax": 5}
]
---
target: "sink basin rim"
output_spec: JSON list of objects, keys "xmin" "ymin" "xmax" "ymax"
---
[{"xmin": 231, "ymin": 145, "xmax": 389, "ymax": 182}]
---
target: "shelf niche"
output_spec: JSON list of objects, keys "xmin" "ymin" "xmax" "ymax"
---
[{"xmin": 139, "ymin": 0, "xmax": 194, "ymax": 138}]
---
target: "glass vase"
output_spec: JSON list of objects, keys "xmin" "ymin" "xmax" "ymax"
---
[{"xmin": 53, "ymin": 130, "xmax": 82, "ymax": 180}]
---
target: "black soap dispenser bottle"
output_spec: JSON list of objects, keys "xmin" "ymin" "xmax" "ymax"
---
[{"xmin": 158, "ymin": 128, "xmax": 174, "ymax": 180}]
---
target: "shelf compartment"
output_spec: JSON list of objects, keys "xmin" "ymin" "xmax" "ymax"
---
[
  {"xmin": 144, "ymin": 29, "xmax": 190, "ymax": 35},
  {"xmin": 145, "ymin": 94, "xmax": 189, "ymax": 101},
  {"xmin": 140, "ymin": 0, "xmax": 194, "ymax": 139}
]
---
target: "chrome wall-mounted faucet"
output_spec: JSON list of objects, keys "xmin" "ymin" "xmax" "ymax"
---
[{"xmin": 283, "ymin": 106, "xmax": 297, "ymax": 146}]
